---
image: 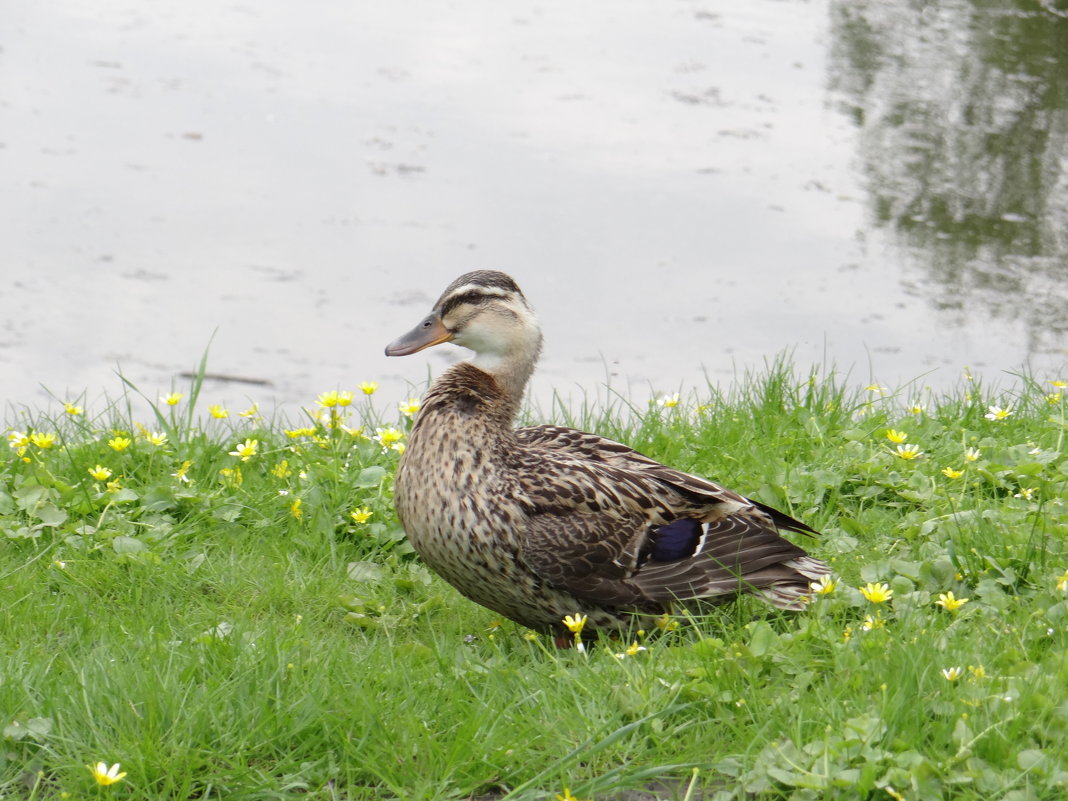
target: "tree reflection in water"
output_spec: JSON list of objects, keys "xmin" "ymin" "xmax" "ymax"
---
[{"xmin": 828, "ymin": 0, "xmax": 1068, "ymax": 359}]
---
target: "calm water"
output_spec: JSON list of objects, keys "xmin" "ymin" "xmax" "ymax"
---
[{"xmin": 3, "ymin": 0, "xmax": 1066, "ymax": 417}]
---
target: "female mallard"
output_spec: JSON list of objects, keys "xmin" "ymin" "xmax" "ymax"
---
[{"xmin": 385, "ymin": 270, "xmax": 829, "ymax": 638}]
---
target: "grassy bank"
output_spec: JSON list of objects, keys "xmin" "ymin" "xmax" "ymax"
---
[{"xmin": 1, "ymin": 363, "xmax": 1066, "ymax": 800}]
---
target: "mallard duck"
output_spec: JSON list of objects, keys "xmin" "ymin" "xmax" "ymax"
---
[{"xmin": 385, "ymin": 270, "xmax": 830, "ymax": 638}]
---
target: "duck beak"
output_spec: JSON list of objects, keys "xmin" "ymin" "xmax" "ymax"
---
[{"xmin": 385, "ymin": 313, "xmax": 454, "ymax": 356}]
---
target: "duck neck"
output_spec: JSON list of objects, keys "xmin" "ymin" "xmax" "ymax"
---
[{"xmin": 470, "ymin": 334, "xmax": 541, "ymax": 414}]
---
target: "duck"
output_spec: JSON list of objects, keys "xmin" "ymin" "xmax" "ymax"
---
[{"xmin": 385, "ymin": 270, "xmax": 830, "ymax": 639}]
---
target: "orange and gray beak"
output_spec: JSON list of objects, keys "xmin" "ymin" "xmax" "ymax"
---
[{"xmin": 384, "ymin": 313, "xmax": 454, "ymax": 356}]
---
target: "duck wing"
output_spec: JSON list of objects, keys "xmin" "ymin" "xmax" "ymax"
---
[{"xmin": 514, "ymin": 425, "xmax": 827, "ymax": 610}]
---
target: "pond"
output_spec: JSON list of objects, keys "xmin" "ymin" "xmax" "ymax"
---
[{"xmin": 3, "ymin": 0, "xmax": 1066, "ymax": 418}]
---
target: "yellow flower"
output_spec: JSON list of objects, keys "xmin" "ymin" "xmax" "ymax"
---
[
  {"xmin": 88, "ymin": 762, "xmax": 127, "ymax": 786},
  {"xmin": 885, "ymin": 429, "xmax": 908, "ymax": 444},
  {"xmin": 373, "ymin": 427, "xmax": 405, "ymax": 449},
  {"xmin": 105, "ymin": 479, "xmax": 122, "ymax": 492},
  {"xmin": 906, "ymin": 403, "xmax": 925, "ymax": 416},
  {"xmin": 398, "ymin": 398, "xmax": 421, "ymax": 417},
  {"xmin": 865, "ymin": 384, "xmax": 888, "ymax": 395},
  {"xmin": 895, "ymin": 443, "xmax": 923, "ymax": 460},
  {"xmin": 391, "ymin": 441, "xmax": 406, "ymax": 455},
  {"xmin": 809, "ymin": 575, "xmax": 837, "ymax": 596},
  {"xmin": 285, "ymin": 427, "xmax": 317, "ymax": 439},
  {"xmin": 1014, "ymin": 487, "xmax": 1035, "ymax": 501},
  {"xmin": 1055, "ymin": 570, "xmax": 1068, "ymax": 592},
  {"xmin": 172, "ymin": 459, "xmax": 192, "ymax": 483},
  {"xmin": 316, "ymin": 391, "xmax": 342, "ymax": 408},
  {"xmin": 935, "ymin": 591, "xmax": 969, "ymax": 612},
  {"xmin": 359, "ymin": 381, "xmax": 378, "ymax": 395},
  {"xmin": 29, "ymin": 432, "xmax": 56, "ymax": 449},
  {"xmin": 563, "ymin": 613, "xmax": 587, "ymax": 635},
  {"xmin": 290, "ymin": 498, "xmax": 303, "ymax": 519},
  {"xmin": 271, "ymin": 460, "xmax": 292, "ymax": 479},
  {"xmin": 160, "ymin": 392, "xmax": 184, "ymax": 406},
  {"xmin": 859, "ymin": 582, "xmax": 893, "ymax": 604},
  {"xmin": 654, "ymin": 613, "xmax": 679, "ymax": 631},
  {"xmin": 968, "ymin": 664, "xmax": 986, "ymax": 679},
  {"xmin": 984, "ymin": 405, "xmax": 1012, "ymax": 421},
  {"xmin": 942, "ymin": 467, "xmax": 964, "ymax": 479},
  {"xmin": 64, "ymin": 402, "xmax": 84, "ymax": 416},
  {"xmin": 556, "ymin": 790, "xmax": 587, "ymax": 801},
  {"xmin": 108, "ymin": 436, "xmax": 132, "ymax": 452},
  {"xmin": 7, "ymin": 431, "xmax": 30, "ymax": 450},
  {"xmin": 145, "ymin": 431, "xmax": 167, "ymax": 447},
  {"xmin": 941, "ymin": 666, "xmax": 964, "ymax": 682},
  {"xmin": 657, "ymin": 393, "xmax": 680, "ymax": 408},
  {"xmin": 88, "ymin": 465, "xmax": 113, "ymax": 481},
  {"xmin": 219, "ymin": 466, "xmax": 243, "ymax": 486},
  {"xmin": 350, "ymin": 507, "xmax": 373, "ymax": 524},
  {"xmin": 963, "ymin": 447, "xmax": 981, "ymax": 462},
  {"xmin": 239, "ymin": 403, "xmax": 260, "ymax": 418},
  {"xmin": 861, "ymin": 614, "xmax": 884, "ymax": 631},
  {"xmin": 615, "ymin": 641, "xmax": 647, "ymax": 658},
  {"xmin": 208, "ymin": 404, "xmax": 230, "ymax": 419},
  {"xmin": 229, "ymin": 438, "xmax": 258, "ymax": 461},
  {"xmin": 337, "ymin": 391, "xmax": 353, "ymax": 406},
  {"xmin": 1050, "ymin": 379, "xmax": 1067, "ymax": 388}
]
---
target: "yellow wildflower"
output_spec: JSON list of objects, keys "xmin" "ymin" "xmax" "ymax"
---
[
  {"xmin": 563, "ymin": 613, "xmax": 587, "ymax": 635},
  {"xmin": 208, "ymin": 404, "xmax": 230, "ymax": 419},
  {"xmin": 657, "ymin": 393, "xmax": 680, "ymax": 408},
  {"xmin": 290, "ymin": 498, "xmax": 303, "ymax": 519},
  {"xmin": 87, "ymin": 762, "xmax": 126, "ymax": 786},
  {"xmin": 29, "ymin": 432, "xmax": 56, "ymax": 449},
  {"xmin": 398, "ymin": 398, "xmax": 421, "ymax": 417},
  {"xmin": 219, "ymin": 466, "xmax": 243, "ymax": 486},
  {"xmin": 145, "ymin": 431, "xmax": 167, "ymax": 447},
  {"xmin": 895, "ymin": 443, "xmax": 923, "ymax": 460},
  {"xmin": 1055, "ymin": 569, "xmax": 1068, "ymax": 592},
  {"xmin": 556, "ymin": 790, "xmax": 587, "ymax": 801},
  {"xmin": 271, "ymin": 460, "xmax": 292, "ymax": 479},
  {"xmin": 373, "ymin": 427, "xmax": 405, "ymax": 449},
  {"xmin": 285, "ymin": 427, "xmax": 317, "ymax": 439},
  {"xmin": 105, "ymin": 479, "xmax": 122, "ymax": 492},
  {"xmin": 941, "ymin": 666, "xmax": 964, "ymax": 682},
  {"xmin": 984, "ymin": 405, "xmax": 1012, "ymax": 421},
  {"xmin": 885, "ymin": 429, "xmax": 908, "ymax": 444},
  {"xmin": 859, "ymin": 582, "xmax": 893, "ymax": 604},
  {"xmin": 865, "ymin": 384, "xmax": 888, "ymax": 395},
  {"xmin": 239, "ymin": 403, "xmax": 260, "ymax": 418},
  {"xmin": 317, "ymin": 391, "xmax": 342, "ymax": 408},
  {"xmin": 64, "ymin": 402, "xmax": 84, "ymax": 416},
  {"xmin": 861, "ymin": 614, "xmax": 884, "ymax": 631},
  {"xmin": 1014, "ymin": 487, "xmax": 1035, "ymax": 501},
  {"xmin": 963, "ymin": 447, "xmax": 981, "ymax": 462},
  {"xmin": 350, "ymin": 507, "xmax": 373, "ymax": 524},
  {"xmin": 1047, "ymin": 392, "xmax": 1063, "ymax": 405},
  {"xmin": 968, "ymin": 664, "xmax": 986, "ymax": 679},
  {"xmin": 359, "ymin": 381, "xmax": 378, "ymax": 395},
  {"xmin": 160, "ymin": 392, "xmax": 184, "ymax": 406},
  {"xmin": 1050, "ymin": 379, "xmax": 1067, "ymax": 388},
  {"xmin": 809, "ymin": 575, "xmax": 837, "ymax": 596},
  {"xmin": 935, "ymin": 591, "xmax": 969, "ymax": 612},
  {"xmin": 654, "ymin": 613, "xmax": 680, "ymax": 631},
  {"xmin": 108, "ymin": 436, "xmax": 132, "ymax": 452},
  {"xmin": 942, "ymin": 467, "xmax": 963, "ymax": 479},
  {"xmin": 88, "ymin": 465, "xmax": 112, "ymax": 481},
  {"xmin": 906, "ymin": 402, "xmax": 925, "ymax": 416},
  {"xmin": 172, "ymin": 459, "xmax": 192, "ymax": 483},
  {"xmin": 229, "ymin": 438, "xmax": 258, "ymax": 461}
]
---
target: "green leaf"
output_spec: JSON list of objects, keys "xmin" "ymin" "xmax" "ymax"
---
[
  {"xmin": 112, "ymin": 535, "xmax": 147, "ymax": 554},
  {"xmin": 35, "ymin": 503, "xmax": 68, "ymax": 527},
  {"xmin": 347, "ymin": 561, "xmax": 385, "ymax": 583},
  {"xmin": 354, "ymin": 466, "xmax": 387, "ymax": 488}
]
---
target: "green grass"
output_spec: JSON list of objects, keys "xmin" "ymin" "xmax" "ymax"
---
[{"xmin": 1, "ymin": 361, "xmax": 1067, "ymax": 800}]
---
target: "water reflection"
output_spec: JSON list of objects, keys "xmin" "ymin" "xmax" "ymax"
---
[{"xmin": 829, "ymin": 0, "xmax": 1068, "ymax": 359}]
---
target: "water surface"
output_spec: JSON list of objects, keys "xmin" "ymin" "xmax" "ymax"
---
[{"xmin": 2, "ymin": 0, "xmax": 1065, "ymax": 417}]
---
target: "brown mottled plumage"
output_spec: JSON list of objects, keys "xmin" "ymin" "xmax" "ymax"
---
[{"xmin": 385, "ymin": 270, "xmax": 830, "ymax": 636}]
